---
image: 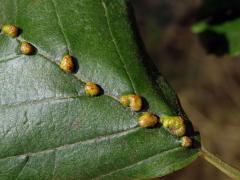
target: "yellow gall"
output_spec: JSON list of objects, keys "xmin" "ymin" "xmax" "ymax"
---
[
  {"xmin": 138, "ymin": 112, "xmax": 158, "ymax": 128},
  {"xmin": 119, "ymin": 95, "xmax": 129, "ymax": 107},
  {"xmin": 119, "ymin": 94, "xmax": 142, "ymax": 111},
  {"xmin": 161, "ymin": 116, "xmax": 186, "ymax": 137},
  {"xmin": 129, "ymin": 95, "xmax": 142, "ymax": 111},
  {"xmin": 60, "ymin": 55, "xmax": 74, "ymax": 73},
  {"xmin": 85, "ymin": 82, "xmax": 101, "ymax": 96},
  {"xmin": 20, "ymin": 41, "xmax": 34, "ymax": 55},
  {"xmin": 181, "ymin": 136, "xmax": 192, "ymax": 148},
  {"xmin": 2, "ymin": 24, "xmax": 18, "ymax": 37}
]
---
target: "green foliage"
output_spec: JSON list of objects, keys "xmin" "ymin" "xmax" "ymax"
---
[
  {"xmin": 193, "ymin": 0, "xmax": 240, "ymax": 56},
  {"xmin": 0, "ymin": 0, "xmax": 199, "ymax": 179},
  {"xmin": 193, "ymin": 19, "xmax": 240, "ymax": 56}
]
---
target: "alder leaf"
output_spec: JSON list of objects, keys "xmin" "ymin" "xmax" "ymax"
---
[{"xmin": 0, "ymin": 0, "xmax": 200, "ymax": 179}]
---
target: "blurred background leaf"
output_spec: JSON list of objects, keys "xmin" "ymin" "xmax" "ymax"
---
[{"xmin": 192, "ymin": 0, "xmax": 240, "ymax": 56}]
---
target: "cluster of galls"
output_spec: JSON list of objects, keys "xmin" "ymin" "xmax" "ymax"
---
[
  {"xmin": 1, "ymin": 24, "xmax": 34, "ymax": 55},
  {"xmin": 119, "ymin": 94, "xmax": 192, "ymax": 148},
  {"xmin": 0, "ymin": 24, "xmax": 101, "ymax": 97},
  {"xmin": 1, "ymin": 24, "xmax": 192, "ymax": 148},
  {"xmin": 59, "ymin": 55, "xmax": 101, "ymax": 96},
  {"xmin": 52, "ymin": 51, "xmax": 193, "ymax": 147}
]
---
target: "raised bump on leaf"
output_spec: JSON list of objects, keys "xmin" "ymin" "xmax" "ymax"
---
[
  {"xmin": 85, "ymin": 82, "xmax": 101, "ymax": 96},
  {"xmin": 138, "ymin": 112, "xmax": 158, "ymax": 128},
  {"xmin": 181, "ymin": 136, "xmax": 192, "ymax": 148},
  {"xmin": 120, "ymin": 94, "xmax": 142, "ymax": 111},
  {"xmin": 2, "ymin": 24, "xmax": 19, "ymax": 37},
  {"xmin": 161, "ymin": 116, "xmax": 186, "ymax": 137},
  {"xmin": 60, "ymin": 55, "xmax": 74, "ymax": 73},
  {"xmin": 20, "ymin": 41, "xmax": 34, "ymax": 55}
]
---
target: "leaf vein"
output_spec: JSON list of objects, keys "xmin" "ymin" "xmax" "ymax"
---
[
  {"xmin": 0, "ymin": 96, "xmax": 82, "ymax": 109},
  {"xmin": 0, "ymin": 55, "xmax": 21, "ymax": 64},
  {"xmin": 51, "ymin": 150, "xmax": 57, "ymax": 180},
  {"xmin": 0, "ymin": 127, "xmax": 139, "ymax": 161},
  {"xmin": 15, "ymin": 155, "xmax": 29, "ymax": 180},
  {"xmin": 50, "ymin": 0, "xmax": 71, "ymax": 54},
  {"xmin": 101, "ymin": 0, "xmax": 137, "ymax": 93},
  {"xmin": 93, "ymin": 147, "xmax": 181, "ymax": 179}
]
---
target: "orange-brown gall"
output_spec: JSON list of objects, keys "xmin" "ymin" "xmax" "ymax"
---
[
  {"xmin": 181, "ymin": 136, "xmax": 192, "ymax": 148},
  {"xmin": 85, "ymin": 82, "xmax": 101, "ymax": 96},
  {"xmin": 20, "ymin": 41, "xmax": 34, "ymax": 55},
  {"xmin": 138, "ymin": 112, "xmax": 158, "ymax": 128},
  {"xmin": 119, "ymin": 94, "xmax": 142, "ymax": 111},
  {"xmin": 161, "ymin": 116, "xmax": 186, "ymax": 137},
  {"xmin": 60, "ymin": 55, "xmax": 74, "ymax": 73},
  {"xmin": 2, "ymin": 24, "xmax": 18, "ymax": 37}
]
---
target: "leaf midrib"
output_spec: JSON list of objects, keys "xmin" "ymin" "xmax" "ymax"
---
[
  {"xmin": 0, "ymin": 36, "xmax": 120, "ymax": 108},
  {"xmin": 0, "ymin": 127, "xmax": 140, "ymax": 161}
]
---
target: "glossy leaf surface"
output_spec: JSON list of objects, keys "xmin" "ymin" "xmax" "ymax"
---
[{"xmin": 0, "ymin": 0, "xmax": 199, "ymax": 179}]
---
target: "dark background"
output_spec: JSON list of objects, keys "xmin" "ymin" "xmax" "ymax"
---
[{"xmin": 130, "ymin": 0, "xmax": 240, "ymax": 179}]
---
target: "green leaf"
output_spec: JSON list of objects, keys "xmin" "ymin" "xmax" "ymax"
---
[
  {"xmin": 192, "ymin": 0, "xmax": 240, "ymax": 56},
  {"xmin": 206, "ymin": 19, "xmax": 240, "ymax": 56},
  {"xmin": 0, "ymin": 0, "xmax": 199, "ymax": 179},
  {"xmin": 192, "ymin": 19, "xmax": 240, "ymax": 56}
]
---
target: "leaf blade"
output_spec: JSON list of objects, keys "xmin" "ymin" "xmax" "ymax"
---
[{"xmin": 0, "ymin": 0, "xmax": 200, "ymax": 179}]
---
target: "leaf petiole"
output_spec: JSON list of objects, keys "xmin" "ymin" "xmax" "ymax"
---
[{"xmin": 201, "ymin": 147, "xmax": 240, "ymax": 179}]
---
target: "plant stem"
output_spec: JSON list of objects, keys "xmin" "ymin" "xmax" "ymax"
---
[{"xmin": 201, "ymin": 147, "xmax": 240, "ymax": 179}]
